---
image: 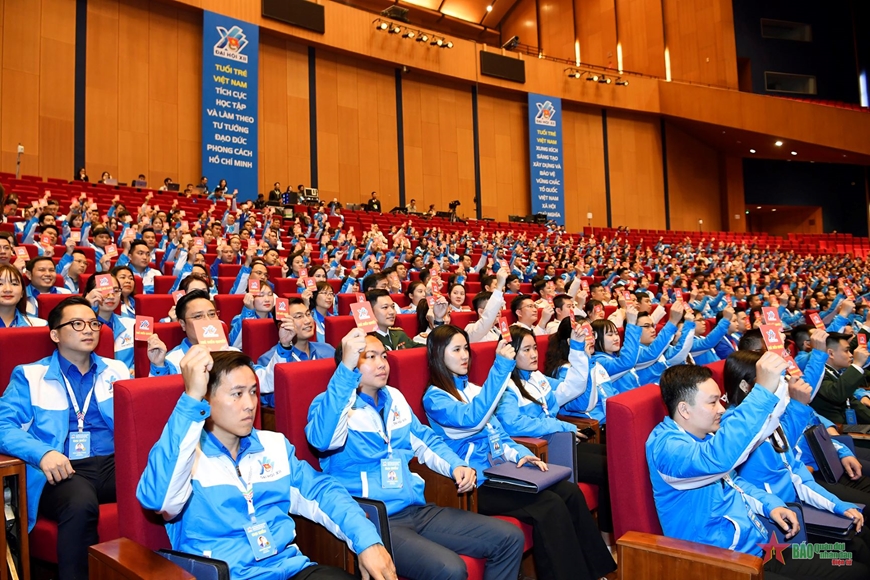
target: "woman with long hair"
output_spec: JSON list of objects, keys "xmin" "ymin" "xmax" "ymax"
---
[
  {"xmin": 0, "ymin": 264, "xmax": 46, "ymax": 328},
  {"xmin": 111, "ymin": 265, "xmax": 137, "ymax": 319},
  {"xmin": 495, "ymin": 325, "xmax": 614, "ymax": 533},
  {"xmin": 423, "ymin": 325, "xmax": 616, "ymax": 580},
  {"xmin": 308, "ymin": 281, "xmax": 336, "ymax": 343},
  {"xmin": 402, "ymin": 280, "xmax": 427, "ymax": 314}
]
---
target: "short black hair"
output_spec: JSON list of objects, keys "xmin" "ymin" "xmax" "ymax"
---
[
  {"xmin": 552, "ymin": 293, "xmax": 572, "ymax": 311},
  {"xmin": 362, "ymin": 272, "xmax": 386, "ymax": 293},
  {"xmin": 48, "ymin": 296, "xmax": 95, "ymax": 330},
  {"xmin": 480, "ymin": 275, "xmax": 496, "ymax": 289},
  {"xmin": 176, "ymin": 289, "xmax": 213, "ymax": 320},
  {"xmin": 827, "ymin": 332, "xmax": 851, "ymax": 351},
  {"xmin": 737, "ymin": 328, "xmax": 763, "ymax": 352},
  {"xmin": 27, "ymin": 255, "xmax": 55, "ymax": 272},
  {"xmin": 365, "ymin": 288, "xmax": 390, "ymax": 305},
  {"xmin": 790, "ymin": 325, "xmax": 811, "ymax": 350},
  {"xmin": 472, "ymin": 290, "xmax": 492, "ymax": 312},
  {"xmin": 510, "ymin": 294, "xmax": 533, "ymax": 317},
  {"xmin": 206, "ymin": 351, "xmax": 256, "ymax": 397},
  {"xmin": 129, "ymin": 239, "xmax": 149, "ymax": 254},
  {"xmin": 91, "ymin": 227, "xmax": 111, "ymax": 238},
  {"xmin": 659, "ymin": 365, "xmax": 713, "ymax": 418}
]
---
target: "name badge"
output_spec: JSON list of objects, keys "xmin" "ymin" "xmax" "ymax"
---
[
  {"xmin": 381, "ymin": 458, "xmax": 403, "ymax": 489},
  {"xmin": 488, "ymin": 429, "xmax": 504, "ymax": 459},
  {"xmin": 245, "ymin": 521, "xmax": 278, "ymax": 561},
  {"xmin": 69, "ymin": 432, "xmax": 91, "ymax": 460}
]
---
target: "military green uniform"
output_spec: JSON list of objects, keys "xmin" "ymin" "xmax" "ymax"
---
[{"xmin": 371, "ymin": 327, "xmax": 422, "ymax": 351}]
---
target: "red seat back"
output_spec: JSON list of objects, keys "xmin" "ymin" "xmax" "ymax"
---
[
  {"xmin": 214, "ymin": 294, "xmax": 245, "ymax": 328},
  {"xmin": 114, "ymin": 376, "xmax": 186, "ymax": 550},
  {"xmin": 242, "ymin": 318, "xmax": 278, "ymax": 362},
  {"xmin": 0, "ymin": 325, "xmax": 115, "ymax": 392},
  {"xmin": 216, "ymin": 277, "xmax": 235, "ymax": 294},
  {"xmin": 449, "ymin": 311, "xmax": 477, "ymax": 330},
  {"xmin": 273, "ymin": 277, "xmax": 299, "ymax": 296},
  {"xmin": 133, "ymin": 322, "xmax": 186, "ymax": 378},
  {"xmin": 704, "ymin": 359, "xmax": 727, "ymax": 396},
  {"xmin": 393, "ymin": 313, "xmax": 418, "ymax": 338},
  {"xmin": 468, "ymin": 341, "xmax": 498, "ymax": 386},
  {"xmin": 336, "ymin": 294, "xmax": 358, "ymax": 315},
  {"xmin": 324, "ymin": 315, "xmax": 357, "ymax": 349},
  {"xmin": 136, "ymin": 295, "xmax": 175, "ymax": 321},
  {"xmin": 37, "ymin": 293, "xmax": 77, "ymax": 319},
  {"xmin": 606, "ymin": 384, "xmax": 667, "ymax": 540},
  {"xmin": 153, "ymin": 275, "xmax": 176, "ymax": 295},
  {"xmin": 218, "ymin": 263, "xmax": 242, "ymax": 278},
  {"xmin": 386, "ymin": 348, "xmax": 430, "ymax": 421},
  {"xmin": 273, "ymin": 359, "xmax": 337, "ymax": 466}
]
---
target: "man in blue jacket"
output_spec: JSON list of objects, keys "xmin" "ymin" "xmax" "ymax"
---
[
  {"xmin": 307, "ymin": 329, "xmax": 525, "ymax": 580},
  {"xmin": 0, "ymin": 296, "xmax": 130, "ymax": 580},
  {"xmin": 137, "ymin": 345, "xmax": 396, "ymax": 580},
  {"xmin": 647, "ymin": 356, "xmax": 865, "ymax": 579}
]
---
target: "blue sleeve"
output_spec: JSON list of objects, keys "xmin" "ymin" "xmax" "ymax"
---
[
  {"xmin": 230, "ymin": 266, "xmax": 252, "ymax": 295},
  {"xmin": 495, "ymin": 388, "xmax": 574, "ymax": 437},
  {"xmin": 305, "ymin": 363, "xmax": 361, "ymax": 452},
  {"xmin": 692, "ymin": 317, "xmax": 731, "ymax": 351},
  {"xmin": 0, "ymin": 366, "xmax": 56, "ymax": 466},
  {"xmin": 592, "ymin": 324, "xmax": 642, "ymax": 377},
  {"xmin": 56, "ymin": 253, "xmax": 72, "ymax": 275}
]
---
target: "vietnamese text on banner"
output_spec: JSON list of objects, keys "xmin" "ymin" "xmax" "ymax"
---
[
  {"xmin": 527, "ymin": 93, "xmax": 565, "ymax": 225},
  {"xmin": 202, "ymin": 11, "xmax": 259, "ymax": 201}
]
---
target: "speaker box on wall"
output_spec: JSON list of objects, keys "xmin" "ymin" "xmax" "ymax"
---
[
  {"xmin": 262, "ymin": 0, "xmax": 325, "ymax": 34},
  {"xmin": 479, "ymin": 51, "xmax": 526, "ymax": 84}
]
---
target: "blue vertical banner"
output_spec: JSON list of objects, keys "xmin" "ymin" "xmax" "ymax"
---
[
  {"xmin": 202, "ymin": 11, "xmax": 259, "ymax": 201},
  {"xmin": 527, "ymin": 93, "xmax": 565, "ymax": 224}
]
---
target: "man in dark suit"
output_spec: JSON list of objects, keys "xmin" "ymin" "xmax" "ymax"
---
[
  {"xmin": 365, "ymin": 191, "xmax": 382, "ymax": 213},
  {"xmin": 811, "ymin": 332, "xmax": 870, "ymax": 424}
]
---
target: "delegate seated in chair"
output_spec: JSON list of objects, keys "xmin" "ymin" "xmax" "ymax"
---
[
  {"xmin": 136, "ymin": 347, "xmax": 397, "ymax": 580},
  {"xmin": 0, "ymin": 296, "xmax": 129, "ymax": 580},
  {"xmin": 306, "ymin": 329, "xmax": 525, "ymax": 580},
  {"xmin": 646, "ymin": 359, "xmax": 866, "ymax": 580}
]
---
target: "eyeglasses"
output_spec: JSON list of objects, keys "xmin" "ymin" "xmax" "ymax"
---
[
  {"xmin": 55, "ymin": 319, "xmax": 103, "ymax": 332},
  {"xmin": 186, "ymin": 310, "xmax": 220, "ymax": 321}
]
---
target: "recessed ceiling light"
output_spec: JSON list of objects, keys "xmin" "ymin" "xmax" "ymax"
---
[
  {"xmin": 756, "ymin": 206, "xmax": 762, "ymax": 209},
  {"xmin": 749, "ymin": 149, "xmax": 756, "ymax": 154},
  {"xmin": 486, "ymin": 4, "xmax": 493, "ymax": 11},
  {"xmin": 774, "ymin": 140, "xmax": 783, "ymax": 147},
  {"xmin": 790, "ymin": 151, "xmax": 797, "ymax": 156},
  {"xmin": 772, "ymin": 209, "xmax": 777, "ymax": 212},
  {"xmin": 745, "ymin": 210, "xmax": 750, "ymax": 214}
]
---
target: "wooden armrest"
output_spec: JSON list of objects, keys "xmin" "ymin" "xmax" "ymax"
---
[
  {"xmin": 556, "ymin": 416, "xmax": 601, "ymax": 444},
  {"xmin": 409, "ymin": 458, "xmax": 477, "ymax": 512},
  {"xmin": 88, "ymin": 538, "xmax": 195, "ymax": 580},
  {"xmin": 616, "ymin": 531, "xmax": 763, "ymax": 580},
  {"xmin": 260, "ymin": 407, "xmax": 276, "ymax": 432},
  {"xmin": 0, "ymin": 453, "xmax": 24, "ymax": 468},
  {"xmin": 513, "ymin": 436, "xmax": 548, "ymax": 462}
]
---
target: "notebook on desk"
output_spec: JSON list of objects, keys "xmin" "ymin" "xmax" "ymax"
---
[{"xmin": 483, "ymin": 462, "xmax": 572, "ymax": 493}]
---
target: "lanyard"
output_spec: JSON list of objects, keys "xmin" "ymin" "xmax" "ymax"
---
[
  {"xmin": 62, "ymin": 372, "xmax": 96, "ymax": 433},
  {"xmin": 523, "ymin": 378, "xmax": 550, "ymax": 415},
  {"xmin": 722, "ymin": 473, "xmax": 767, "ymax": 535},
  {"xmin": 222, "ymin": 458, "xmax": 257, "ymax": 520}
]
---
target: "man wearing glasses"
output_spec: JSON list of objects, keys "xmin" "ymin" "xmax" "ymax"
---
[
  {"xmin": 0, "ymin": 296, "xmax": 129, "ymax": 580},
  {"xmin": 256, "ymin": 298, "xmax": 336, "ymax": 407}
]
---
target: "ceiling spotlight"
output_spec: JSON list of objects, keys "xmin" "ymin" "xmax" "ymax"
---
[
  {"xmin": 403, "ymin": 30, "xmax": 415, "ymax": 39},
  {"xmin": 588, "ymin": 75, "xmax": 598, "ymax": 82},
  {"xmin": 774, "ymin": 140, "xmax": 783, "ymax": 146},
  {"xmin": 377, "ymin": 21, "xmax": 389, "ymax": 30},
  {"xmin": 432, "ymin": 38, "xmax": 443, "ymax": 46},
  {"xmin": 790, "ymin": 151, "xmax": 797, "ymax": 156},
  {"xmin": 486, "ymin": 4, "xmax": 493, "ymax": 11},
  {"xmin": 749, "ymin": 149, "xmax": 756, "ymax": 153},
  {"xmin": 771, "ymin": 208, "xmax": 777, "ymax": 212},
  {"xmin": 444, "ymin": 41, "xmax": 453, "ymax": 48},
  {"xmin": 389, "ymin": 24, "xmax": 402, "ymax": 34},
  {"xmin": 573, "ymin": 71, "xmax": 581, "ymax": 79},
  {"xmin": 598, "ymin": 76, "xmax": 610, "ymax": 84},
  {"xmin": 417, "ymin": 33, "xmax": 428, "ymax": 42},
  {"xmin": 614, "ymin": 79, "xmax": 628, "ymax": 86},
  {"xmin": 756, "ymin": 206, "xmax": 762, "ymax": 209}
]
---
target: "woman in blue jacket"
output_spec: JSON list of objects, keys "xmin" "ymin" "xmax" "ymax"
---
[
  {"xmin": 724, "ymin": 350, "xmax": 870, "ymax": 567},
  {"xmin": 497, "ymin": 324, "xmax": 614, "ymax": 534},
  {"xmin": 84, "ymin": 272, "xmax": 134, "ymax": 377},
  {"xmin": 423, "ymin": 325, "xmax": 615, "ymax": 580}
]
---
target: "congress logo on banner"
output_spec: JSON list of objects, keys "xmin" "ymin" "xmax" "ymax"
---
[
  {"xmin": 534, "ymin": 101, "xmax": 557, "ymax": 127},
  {"xmin": 214, "ymin": 25, "xmax": 250, "ymax": 63}
]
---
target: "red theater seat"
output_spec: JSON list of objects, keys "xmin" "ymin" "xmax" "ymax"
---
[
  {"xmin": 704, "ymin": 359, "xmax": 727, "ymax": 397},
  {"xmin": 324, "ymin": 315, "xmax": 357, "ymax": 348},
  {"xmin": 37, "ymin": 293, "xmax": 78, "ymax": 319},
  {"xmin": 135, "ymin": 294, "xmax": 175, "ymax": 321},
  {"xmin": 133, "ymin": 322, "xmax": 186, "ymax": 378},
  {"xmin": 214, "ymin": 293, "xmax": 245, "ymax": 327},
  {"xmin": 242, "ymin": 318, "xmax": 278, "ymax": 361}
]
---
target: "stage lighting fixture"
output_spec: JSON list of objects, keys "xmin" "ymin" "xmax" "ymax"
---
[
  {"xmin": 587, "ymin": 75, "xmax": 598, "ymax": 82},
  {"xmin": 376, "ymin": 21, "xmax": 389, "ymax": 31},
  {"xmin": 774, "ymin": 140, "xmax": 783, "ymax": 146},
  {"xmin": 502, "ymin": 35, "xmax": 520, "ymax": 50},
  {"xmin": 403, "ymin": 30, "xmax": 415, "ymax": 39},
  {"xmin": 614, "ymin": 78, "xmax": 628, "ymax": 86},
  {"xmin": 486, "ymin": 5, "xmax": 493, "ymax": 11},
  {"xmin": 444, "ymin": 41, "xmax": 453, "ymax": 49},
  {"xmin": 417, "ymin": 33, "xmax": 428, "ymax": 42},
  {"xmin": 389, "ymin": 24, "xmax": 402, "ymax": 34}
]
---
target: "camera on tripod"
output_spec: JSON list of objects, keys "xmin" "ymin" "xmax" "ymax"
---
[{"xmin": 448, "ymin": 200, "xmax": 460, "ymax": 211}]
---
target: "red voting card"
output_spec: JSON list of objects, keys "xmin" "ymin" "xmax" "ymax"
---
[
  {"xmin": 781, "ymin": 284, "xmax": 789, "ymax": 294},
  {"xmin": 248, "ymin": 278, "xmax": 261, "ymax": 293},
  {"xmin": 192, "ymin": 318, "xmax": 228, "ymax": 351},
  {"xmin": 859, "ymin": 334, "xmax": 867, "ymax": 347},
  {"xmin": 14, "ymin": 247, "xmax": 29, "ymax": 260},
  {"xmin": 426, "ymin": 295, "xmax": 437, "ymax": 308},
  {"xmin": 298, "ymin": 268, "xmax": 308, "ymax": 278},
  {"xmin": 40, "ymin": 234, "xmax": 52, "ymax": 247},
  {"xmin": 134, "ymin": 316, "xmax": 154, "ymax": 341},
  {"xmin": 498, "ymin": 317, "xmax": 511, "ymax": 342},
  {"xmin": 303, "ymin": 277, "xmax": 316, "ymax": 291},
  {"xmin": 593, "ymin": 304, "xmax": 604, "ymax": 318},
  {"xmin": 194, "ymin": 237, "xmax": 205, "ymax": 248},
  {"xmin": 94, "ymin": 274, "xmax": 114, "ymax": 296},
  {"xmin": 760, "ymin": 325, "xmax": 784, "ymax": 353},
  {"xmin": 674, "ymin": 291, "xmax": 683, "ymax": 304},
  {"xmin": 31, "ymin": 200, "xmax": 39, "ymax": 209},
  {"xmin": 104, "ymin": 244, "xmax": 118, "ymax": 258},
  {"xmin": 247, "ymin": 238, "xmax": 257, "ymax": 251},
  {"xmin": 761, "ymin": 307, "xmax": 781, "ymax": 326},
  {"xmin": 350, "ymin": 301, "xmax": 378, "ymax": 333},
  {"xmin": 783, "ymin": 353, "xmax": 803, "ymax": 378},
  {"xmin": 275, "ymin": 297, "xmax": 289, "ymax": 316},
  {"xmin": 623, "ymin": 291, "xmax": 631, "ymax": 301},
  {"xmin": 582, "ymin": 322, "xmax": 594, "ymax": 344},
  {"xmin": 581, "ymin": 279, "xmax": 590, "ymax": 292},
  {"xmin": 354, "ymin": 293, "xmax": 366, "ymax": 303},
  {"xmin": 69, "ymin": 231, "xmax": 81, "ymax": 242},
  {"xmin": 844, "ymin": 286, "xmax": 855, "ymax": 300},
  {"xmin": 172, "ymin": 290, "xmax": 186, "ymax": 304},
  {"xmin": 808, "ymin": 312, "xmax": 825, "ymax": 330}
]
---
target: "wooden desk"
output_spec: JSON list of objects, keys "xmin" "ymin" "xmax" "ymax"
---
[{"xmin": 0, "ymin": 454, "xmax": 28, "ymax": 580}]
